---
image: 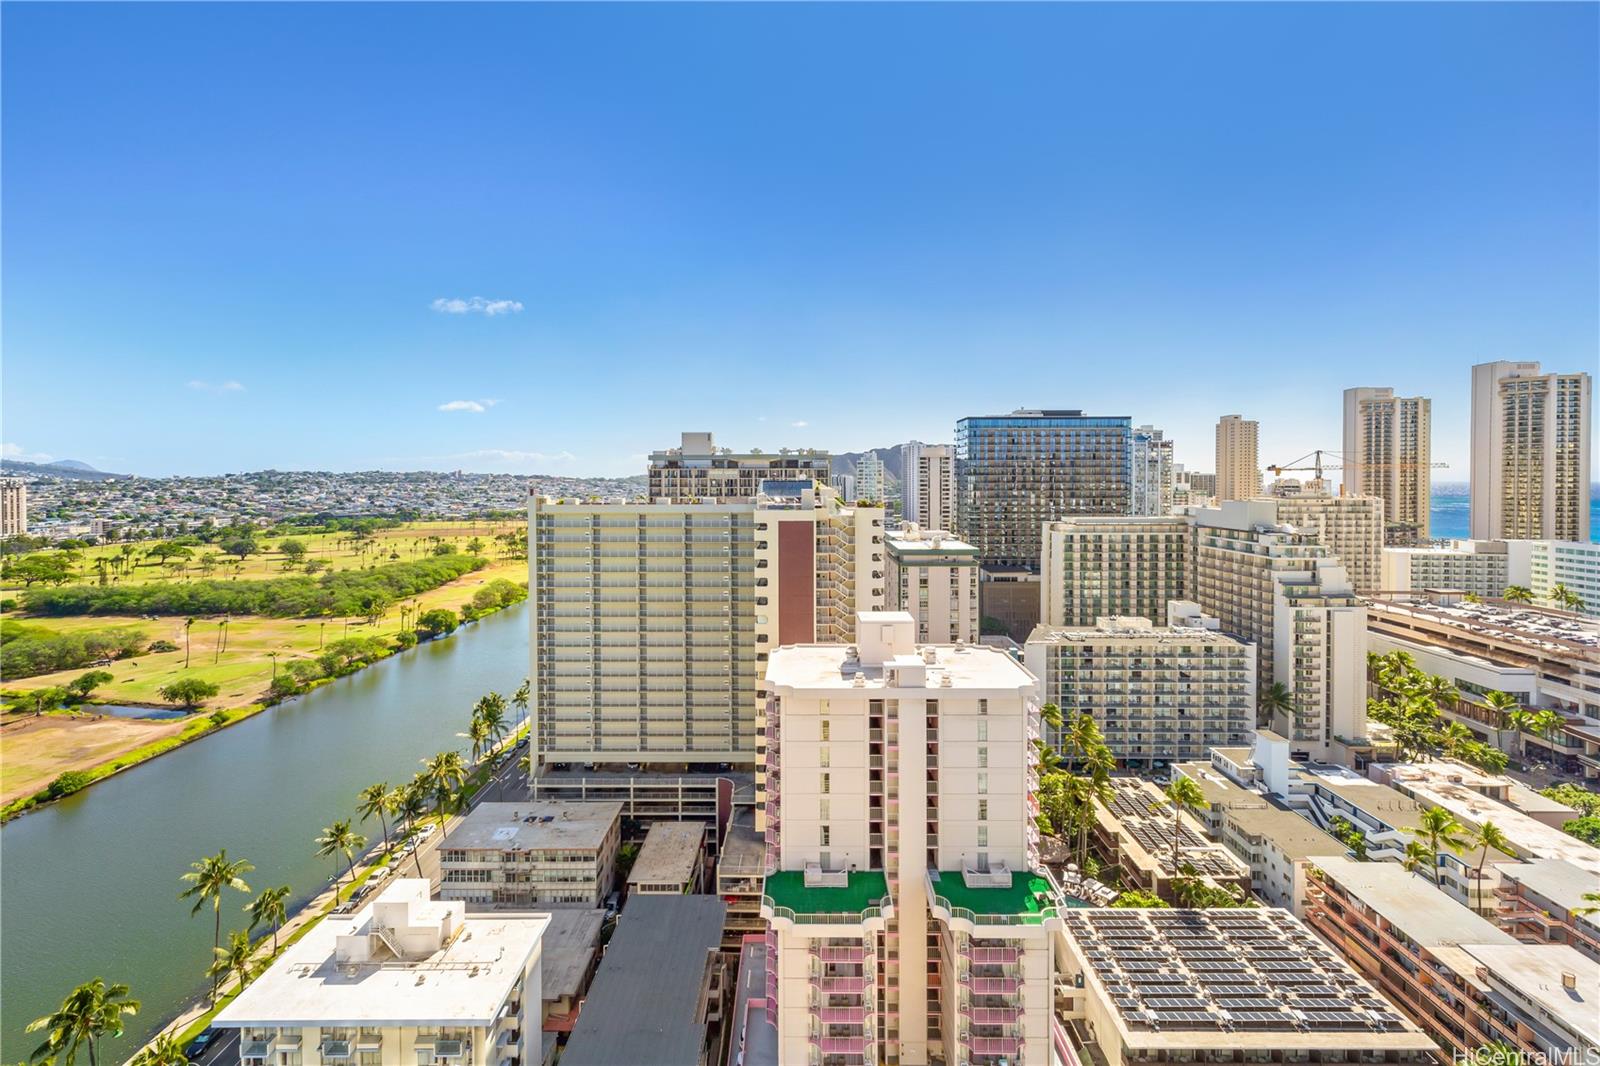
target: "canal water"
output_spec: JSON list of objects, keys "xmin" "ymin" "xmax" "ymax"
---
[{"xmin": 0, "ymin": 603, "xmax": 530, "ymax": 1061}]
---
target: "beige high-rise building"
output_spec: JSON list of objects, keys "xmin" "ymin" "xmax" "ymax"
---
[
  {"xmin": 762, "ymin": 613, "xmax": 1060, "ymax": 1066},
  {"xmin": 1190, "ymin": 501, "xmax": 1369, "ymax": 761},
  {"xmin": 1214, "ymin": 414, "xmax": 1260, "ymax": 502},
  {"xmin": 855, "ymin": 452, "xmax": 887, "ymax": 503},
  {"xmin": 648, "ymin": 430, "xmax": 834, "ymax": 501},
  {"xmin": 1470, "ymin": 361, "xmax": 1593, "ymax": 542},
  {"xmin": 0, "ymin": 478, "xmax": 27, "ymax": 537},
  {"xmin": 910, "ymin": 444, "xmax": 956, "ymax": 532},
  {"xmin": 1270, "ymin": 493, "xmax": 1386, "ymax": 595},
  {"xmin": 1039, "ymin": 516, "xmax": 1189, "ymax": 627},
  {"xmin": 527, "ymin": 482, "xmax": 883, "ymax": 779},
  {"xmin": 1342, "ymin": 387, "xmax": 1432, "ymax": 543},
  {"xmin": 885, "ymin": 527, "xmax": 979, "ymax": 644}
]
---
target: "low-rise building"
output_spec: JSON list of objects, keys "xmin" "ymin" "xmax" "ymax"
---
[
  {"xmin": 1026, "ymin": 611, "xmax": 1255, "ymax": 771},
  {"xmin": 1091, "ymin": 779, "xmax": 1251, "ymax": 904},
  {"xmin": 1054, "ymin": 907, "xmax": 1437, "ymax": 1066},
  {"xmin": 214, "ymin": 880, "xmax": 546, "ymax": 1066},
  {"xmin": 1381, "ymin": 540, "xmax": 1517, "ymax": 599},
  {"xmin": 1307, "ymin": 857, "xmax": 1599, "ymax": 1058},
  {"xmin": 530, "ymin": 908, "xmax": 603, "ymax": 1034},
  {"xmin": 560, "ymin": 895, "xmax": 731, "ymax": 1066},
  {"xmin": 628, "ymin": 821, "xmax": 707, "ymax": 895},
  {"xmin": 438, "ymin": 801, "xmax": 622, "ymax": 907},
  {"xmin": 715, "ymin": 810, "xmax": 766, "ymax": 949},
  {"xmin": 1494, "ymin": 858, "xmax": 1600, "ymax": 963}
]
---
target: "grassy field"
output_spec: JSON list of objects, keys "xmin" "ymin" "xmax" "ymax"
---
[{"xmin": 0, "ymin": 521, "xmax": 527, "ymax": 807}]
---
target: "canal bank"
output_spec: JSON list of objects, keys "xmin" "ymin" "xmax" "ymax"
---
[{"xmin": 0, "ymin": 602, "xmax": 531, "ymax": 1062}]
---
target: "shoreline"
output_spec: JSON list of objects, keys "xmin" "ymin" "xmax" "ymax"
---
[{"xmin": 0, "ymin": 602, "xmax": 522, "ymax": 823}]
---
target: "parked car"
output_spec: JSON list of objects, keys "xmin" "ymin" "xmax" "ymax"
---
[{"xmin": 187, "ymin": 1028, "xmax": 220, "ymax": 1062}]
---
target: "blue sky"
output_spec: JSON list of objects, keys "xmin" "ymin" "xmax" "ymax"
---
[{"xmin": 3, "ymin": 3, "xmax": 1595, "ymax": 478}]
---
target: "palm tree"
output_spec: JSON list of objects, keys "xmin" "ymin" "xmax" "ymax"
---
[
  {"xmin": 1040, "ymin": 701, "xmax": 1064, "ymax": 736},
  {"xmin": 128, "ymin": 1033, "xmax": 189, "ymax": 1066},
  {"xmin": 245, "ymin": 884, "xmax": 291, "ymax": 954},
  {"xmin": 393, "ymin": 783, "xmax": 429, "ymax": 877},
  {"xmin": 26, "ymin": 979, "xmax": 140, "ymax": 1066},
  {"xmin": 1502, "ymin": 585, "xmax": 1534, "ymax": 605},
  {"xmin": 1475, "ymin": 1040, "xmax": 1522, "ymax": 1066},
  {"xmin": 315, "ymin": 819, "xmax": 366, "ymax": 893},
  {"xmin": 460, "ymin": 716, "xmax": 493, "ymax": 766},
  {"xmin": 512, "ymin": 678, "xmax": 530, "ymax": 720},
  {"xmin": 474, "ymin": 692, "xmax": 510, "ymax": 751},
  {"xmin": 1409, "ymin": 807, "xmax": 1468, "ymax": 886},
  {"xmin": 1482, "ymin": 689, "xmax": 1521, "ymax": 733},
  {"xmin": 357, "ymin": 781, "xmax": 392, "ymax": 850},
  {"xmin": 183, "ymin": 617, "xmax": 196, "ymax": 669},
  {"xmin": 1401, "ymin": 839, "xmax": 1435, "ymax": 878},
  {"xmin": 1417, "ymin": 674, "xmax": 1459, "ymax": 714},
  {"xmin": 1549, "ymin": 583, "xmax": 1584, "ymax": 612},
  {"xmin": 1529, "ymin": 708, "xmax": 1566, "ymax": 744},
  {"xmin": 1159, "ymin": 777, "xmax": 1207, "ymax": 878},
  {"xmin": 179, "ymin": 851, "xmax": 253, "ymax": 1004},
  {"xmin": 1469, "ymin": 821, "xmax": 1514, "ymax": 889},
  {"xmin": 1572, "ymin": 890, "xmax": 1600, "ymax": 917},
  {"xmin": 1436, "ymin": 721, "xmax": 1474, "ymax": 761},
  {"xmin": 1258, "ymin": 682, "xmax": 1293, "ymax": 727},
  {"xmin": 207, "ymin": 929, "xmax": 256, "ymax": 995},
  {"xmin": 421, "ymin": 750, "xmax": 469, "ymax": 833}
]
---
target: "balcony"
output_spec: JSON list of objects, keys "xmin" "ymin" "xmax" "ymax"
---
[
  {"xmin": 969, "ymin": 946, "xmax": 1022, "ymax": 965},
  {"xmin": 809, "ymin": 1035, "xmax": 870, "ymax": 1055},
  {"xmin": 240, "ymin": 1036, "xmax": 276, "ymax": 1065},
  {"xmin": 817, "ymin": 975, "xmax": 871, "ymax": 994},
  {"xmin": 811, "ymin": 1004, "xmax": 869, "ymax": 1025},
  {"xmin": 319, "ymin": 1040, "xmax": 352, "ymax": 1061},
  {"xmin": 968, "ymin": 976, "xmax": 1023, "ymax": 995},
  {"xmin": 812, "ymin": 944, "xmax": 867, "ymax": 964},
  {"xmin": 963, "ymin": 1005, "xmax": 1023, "ymax": 1025},
  {"xmin": 968, "ymin": 1035, "xmax": 1024, "ymax": 1056}
]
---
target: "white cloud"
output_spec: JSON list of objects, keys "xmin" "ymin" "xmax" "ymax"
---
[
  {"xmin": 2, "ymin": 442, "xmax": 54, "ymax": 463},
  {"xmin": 438, "ymin": 399, "xmax": 501, "ymax": 413},
  {"xmin": 431, "ymin": 297, "xmax": 524, "ymax": 316},
  {"xmin": 188, "ymin": 380, "xmax": 245, "ymax": 394},
  {"xmin": 791, "ymin": 420, "xmax": 809, "ymax": 428}
]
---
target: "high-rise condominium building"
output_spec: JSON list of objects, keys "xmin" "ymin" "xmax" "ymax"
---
[
  {"xmin": 900, "ymin": 441, "xmax": 926, "ymax": 522},
  {"xmin": 1470, "ymin": 361, "xmax": 1593, "ymax": 542},
  {"xmin": 1129, "ymin": 425, "xmax": 1174, "ymax": 516},
  {"xmin": 1190, "ymin": 501, "xmax": 1368, "ymax": 761},
  {"xmin": 527, "ymin": 483, "xmax": 883, "ymax": 779},
  {"xmin": 1039, "ymin": 516, "xmax": 1190, "ymax": 627},
  {"xmin": 954, "ymin": 409, "xmax": 1133, "ymax": 571},
  {"xmin": 1188, "ymin": 471, "xmax": 1217, "ymax": 499},
  {"xmin": 1342, "ymin": 387, "xmax": 1432, "ymax": 543},
  {"xmin": 1025, "ymin": 610, "xmax": 1255, "ymax": 770},
  {"xmin": 909, "ymin": 443, "xmax": 956, "ymax": 533},
  {"xmin": 0, "ymin": 478, "xmax": 26, "ymax": 537},
  {"xmin": 855, "ymin": 451, "xmax": 887, "ymax": 502},
  {"xmin": 1213, "ymin": 414, "xmax": 1260, "ymax": 502},
  {"xmin": 648, "ymin": 431, "xmax": 834, "ymax": 501},
  {"xmin": 762, "ymin": 613, "xmax": 1061, "ymax": 1066},
  {"xmin": 1270, "ymin": 493, "xmax": 1386, "ymax": 596},
  {"xmin": 885, "ymin": 527, "xmax": 980, "ymax": 644}
]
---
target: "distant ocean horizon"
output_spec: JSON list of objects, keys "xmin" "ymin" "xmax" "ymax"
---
[{"xmin": 1429, "ymin": 482, "xmax": 1600, "ymax": 543}]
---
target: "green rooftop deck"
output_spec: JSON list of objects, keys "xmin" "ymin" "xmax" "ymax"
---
[
  {"xmin": 764, "ymin": 870, "xmax": 890, "ymax": 921},
  {"xmin": 930, "ymin": 870, "xmax": 1062, "ymax": 924}
]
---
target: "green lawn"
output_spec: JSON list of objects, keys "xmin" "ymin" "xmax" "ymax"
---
[
  {"xmin": 930, "ymin": 870, "xmax": 1057, "ymax": 922},
  {"xmin": 763, "ymin": 870, "xmax": 890, "ymax": 917}
]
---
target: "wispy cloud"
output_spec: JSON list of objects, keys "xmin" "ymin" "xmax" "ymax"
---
[
  {"xmin": 2, "ymin": 442, "xmax": 54, "ymax": 463},
  {"xmin": 453, "ymin": 448, "xmax": 577, "ymax": 465},
  {"xmin": 438, "ymin": 399, "xmax": 500, "ymax": 414},
  {"xmin": 431, "ymin": 297, "xmax": 524, "ymax": 316},
  {"xmin": 791, "ymin": 420, "xmax": 809, "ymax": 428},
  {"xmin": 188, "ymin": 380, "xmax": 245, "ymax": 394}
]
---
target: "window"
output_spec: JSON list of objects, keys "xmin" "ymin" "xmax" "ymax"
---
[
  {"xmin": 977, "ymin": 772, "xmax": 988, "ymax": 794},
  {"xmin": 820, "ymin": 746, "xmax": 830, "ymax": 768},
  {"xmin": 820, "ymin": 798, "xmax": 830, "ymax": 820},
  {"xmin": 820, "ymin": 719, "xmax": 830, "ymax": 742},
  {"xmin": 977, "ymin": 747, "xmax": 988, "ymax": 768},
  {"xmin": 977, "ymin": 719, "xmax": 987, "ymax": 742},
  {"xmin": 978, "ymin": 698, "xmax": 988, "ymax": 715},
  {"xmin": 821, "ymin": 825, "xmax": 831, "ymax": 846},
  {"xmin": 821, "ymin": 772, "xmax": 831, "ymax": 794},
  {"xmin": 978, "ymin": 826, "xmax": 988, "ymax": 847},
  {"xmin": 978, "ymin": 800, "xmax": 988, "ymax": 821}
]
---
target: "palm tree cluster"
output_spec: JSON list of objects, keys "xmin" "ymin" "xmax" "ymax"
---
[
  {"xmin": 1400, "ymin": 807, "xmax": 1514, "ymax": 892},
  {"xmin": 1507, "ymin": 582, "xmax": 1587, "ymax": 613},
  {"xmin": 1033, "ymin": 704, "xmax": 1117, "ymax": 875},
  {"xmin": 1365, "ymin": 650, "xmax": 1532, "ymax": 772}
]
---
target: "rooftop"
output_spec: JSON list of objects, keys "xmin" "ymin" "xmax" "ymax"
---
[
  {"xmin": 1027, "ymin": 622, "xmax": 1249, "ymax": 649},
  {"xmin": 214, "ymin": 880, "xmax": 546, "ymax": 1028},
  {"xmin": 1097, "ymin": 779, "xmax": 1251, "ymax": 880},
  {"xmin": 885, "ymin": 531, "xmax": 978, "ymax": 555},
  {"xmin": 1222, "ymin": 805, "xmax": 1346, "ymax": 861},
  {"xmin": 763, "ymin": 869, "xmax": 890, "ymax": 919},
  {"xmin": 1369, "ymin": 595, "xmax": 1600, "ymax": 653},
  {"xmin": 1461, "ymin": 943, "xmax": 1600, "ymax": 1046},
  {"xmin": 1295, "ymin": 763, "xmax": 1427, "ymax": 832},
  {"xmin": 717, "ymin": 809, "xmax": 766, "ymax": 876},
  {"xmin": 1059, "ymin": 908, "xmax": 1435, "ymax": 1051},
  {"xmin": 1173, "ymin": 762, "xmax": 1265, "ymax": 809},
  {"xmin": 1499, "ymin": 858, "xmax": 1600, "ymax": 928},
  {"xmin": 528, "ymin": 908, "xmax": 603, "ymax": 1002},
  {"xmin": 765, "ymin": 640, "xmax": 1037, "ymax": 693},
  {"xmin": 928, "ymin": 869, "xmax": 1062, "ymax": 923},
  {"xmin": 1312, "ymin": 857, "xmax": 1516, "ymax": 981},
  {"xmin": 441, "ymin": 800, "xmax": 622, "ymax": 853},
  {"xmin": 560, "ymin": 895, "xmax": 727, "ymax": 1066},
  {"xmin": 628, "ymin": 821, "xmax": 705, "ymax": 887},
  {"xmin": 1380, "ymin": 763, "xmax": 1600, "ymax": 875}
]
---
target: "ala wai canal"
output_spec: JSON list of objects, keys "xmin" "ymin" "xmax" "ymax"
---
[{"xmin": 0, "ymin": 603, "xmax": 530, "ymax": 1061}]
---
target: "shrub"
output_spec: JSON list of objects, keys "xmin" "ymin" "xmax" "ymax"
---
[
  {"xmin": 416, "ymin": 608, "xmax": 459, "ymax": 638},
  {"xmin": 208, "ymin": 710, "xmax": 229, "ymax": 727},
  {"xmin": 148, "ymin": 639, "xmax": 179, "ymax": 653},
  {"xmin": 392, "ymin": 629, "xmax": 417, "ymax": 650},
  {"xmin": 46, "ymin": 770, "xmax": 94, "ymax": 799},
  {"xmin": 267, "ymin": 675, "xmax": 302, "ymax": 701}
]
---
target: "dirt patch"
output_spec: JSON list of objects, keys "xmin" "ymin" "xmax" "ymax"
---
[{"xmin": 0, "ymin": 713, "xmax": 188, "ymax": 805}]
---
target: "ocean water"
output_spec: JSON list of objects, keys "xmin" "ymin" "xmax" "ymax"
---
[{"xmin": 1429, "ymin": 482, "xmax": 1600, "ymax": 542}]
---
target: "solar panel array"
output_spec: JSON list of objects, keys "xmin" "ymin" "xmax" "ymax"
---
[
  {"xmin": 1100, "ymin": 780, "xmax": 1248, "ymax": 878},
  {"xmin": 1061, "ymin": 909, "xmax": 1409, "ymax": 1035}
]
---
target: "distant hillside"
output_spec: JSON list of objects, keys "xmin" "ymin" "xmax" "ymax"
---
[
  {"xmin": 1, "ymin": 458, "xmax": 126, "ymax": 481},
  {"xmin": 832, "ymin": 446, "xmax": 906, "ymax": 489}
]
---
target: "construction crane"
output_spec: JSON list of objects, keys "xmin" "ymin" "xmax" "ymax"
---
[{"xmin": 1265, "ymin": 449, "xmax": 1447, "ymax": 481}]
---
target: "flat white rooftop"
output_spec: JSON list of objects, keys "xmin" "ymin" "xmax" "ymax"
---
[
  {"xmin": 1026, "ymin": 622, "xmax": 1248, "ymax": 648},
  {"xmin": 443, "ymin": 800, "xmax": 621, "ymax": 853},
  {"xmin": 628, "ymin": 821, "xmax": 705, "ymax": 887},
  {"xmin": 214, "ymin": 880, "xmax": 547, "ymax": 1028},
  {"xmin": 1462, "ymin": 943, "xmax": 1600, "ymax": 1046},
  {"xmin": 765, "ymin": 641, "xmax": 1036, "ymax": 693},
  {"xmin": 1381, "ymin": 763, "xmax": 1600, "ymax": 875}
]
